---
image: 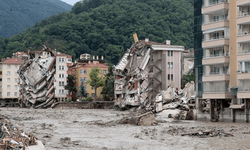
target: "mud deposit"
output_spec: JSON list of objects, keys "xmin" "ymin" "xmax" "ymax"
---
[{"xmin": 1, "ymin": 108, "xmax": 250, "ymax": 150}]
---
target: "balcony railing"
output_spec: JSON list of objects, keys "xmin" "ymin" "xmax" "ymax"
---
[
  {"xmin": 203, "ymin": 18, "xmax": 228, "ymax": 25},
  {"xmin": 238, "ymin": 49, "xmax": 250, "ymax": 54},
  {"xmin": 203, "ymin": 89, "xmax": 229, "ymax": 93},
  {"xmin": 203, "ymin": 36, "xmax": 229, "ymax": 42},
  {"xmin": 237, "ymin": 69, "xmax": 250, "ymax": 74},
  {"xmin": 203, "ymin": 71, "xmax": 228, "ymax": 76},
  {"xmin": 238, "ymin": 31, "xmax": 250, "ymax": 36},
  {"xmin": 203, "ymin": 52, "xmax": 228, "ymax": 58},
  {"xmin": 238, "ymin": 12, "xmax": 250, "ymax": 18},
  {"xmin": 203, "ymin": 0, "xmax": 228, "ymax": 7}
]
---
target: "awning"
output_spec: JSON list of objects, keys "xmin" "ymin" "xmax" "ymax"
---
[
  {"xmin": 203, "ymin": 28, "xmax": 226, "ymax": 34},
  {"xmin": 229, "ymin": 104, "xmax": 245, "ymax": 109}
]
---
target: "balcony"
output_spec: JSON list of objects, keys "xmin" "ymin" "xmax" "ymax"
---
[
  {"xmin": 238, "ymin": 79, "xmax": 250, "ymax": 98},
  {"xmin": 237, "ymin": 0, "xmax": 250, "ymax": 6},
  {"xmin": 203, "ymin": 74, "xmax": 229, "ymax": 82},
  {"xmin": 202, "ymin": 0, "xmax": 229, "ymax": 14},
  {"xmin": 203, "ymin": 81, "xmax": 231, "ymax": 99},
  {"xmin": 203, "ymin": 57, "xmax": 229, "ymax": 65},
  {"xmin": 237, "ymin": 32, "xmax": 250, "ymax": 43},
  {"xmin": 202, "ymin": 20, "xmax": 229, "ymax": 31},
  {"xmin": 202, "ymin": 38, "xmax": 229, "ymax": 48},
  {"xmin": 237, "ymin": 61, "xmax": 250, "ymax": 80}
]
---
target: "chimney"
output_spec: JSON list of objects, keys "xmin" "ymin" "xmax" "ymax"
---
[
  {"xmin": 166, "ymin": 40, "xmax": 171, "ymax": 45},
  {"xmin": 145, "ymin": 38, "xmax": 149, "ymax": 42}
]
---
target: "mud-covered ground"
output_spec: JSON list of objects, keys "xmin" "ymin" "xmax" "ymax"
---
[{"xmin": 1, "ymin": 108, "xmax": 250, "ymax": 150}]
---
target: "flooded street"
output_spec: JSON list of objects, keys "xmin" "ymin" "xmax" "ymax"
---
[{"xmin": 1, "ymin": 108, "xmax": 250, "ymax": 150}]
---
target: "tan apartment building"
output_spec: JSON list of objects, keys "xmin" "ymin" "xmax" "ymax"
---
[
  {"xmin": 196, "ymin": 0, "xmax": 250, "ymax": 122},
  {"xmin": 0, "ymin": 57, "xmax": 23, "ymax": 105}
]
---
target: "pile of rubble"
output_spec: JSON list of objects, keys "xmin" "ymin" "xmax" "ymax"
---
[
  {"xmin": 0, "ymin": 115, "xmax": 44, "ymax": 149},
  {"xmin": 18, "ymin": 46, "xmax": 56, "ymax": 108},
  {"xmin": 181, "ymin": 129, "xmax": 233, "ymax": 138},
  {"xmin": 155, "ymin": 81, "xmax": 196, "ymax": 120}
]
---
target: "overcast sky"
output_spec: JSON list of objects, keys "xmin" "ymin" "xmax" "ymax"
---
[{"xmin": 60, "ymin": 0, "xmax": 80, "ymax": 6}]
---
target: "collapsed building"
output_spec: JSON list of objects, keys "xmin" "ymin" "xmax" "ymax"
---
[
  {"xmin": 18, "ymin": 46, "xmax": 72, "ymax": 108},
  {"xmin": 113, "ymin": 38, "xmax": 194, "ymax": 115}
]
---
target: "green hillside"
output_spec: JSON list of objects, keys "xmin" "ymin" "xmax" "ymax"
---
[
  {"xmin": 0, "ymin": 0, "xmax": 72, "ymax": 38},
  {"xmin": 0, "ymin": 0, "xmax": 193, "ymax": 65}
]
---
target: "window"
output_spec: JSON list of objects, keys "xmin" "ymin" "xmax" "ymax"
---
[
  {"xmin": 7, "ymin": 71, "xmax": 10, "ymax": 76},
  {"xmin": 7, "ymin": 65, "xmax": 11, "ymax": 69},
  {"xmin": 167, "ymin": 51, "xmax": 173, "ymax": 56},
  {"xmin": 62, "ymin": 74, "xmax": 64, "ymax": 78},
  {"xmin": 80, "ymin": 77, "xmax": 87, "ymax": 83},
  {"xmin": 168, "ymin": 74, "xmax": 173, "ymax": 81},
  {"xmin": 15, "ymin": 71, "xmax": 17, "ymax": 76},
  {"xmin": 91, "ymin": 93, "xmax": 95, "ymax": 97},
  {"xmin": 59, "ymin": 58, "xmax": 61, "ymax": 62},
  {"xmin": 59, "ymin": 81, "xmax": 61, "ymax": 86},
  {"xmin": 7, "ymin": 92, "xmax": 10, "ymax": 96},
  {"xmin": 62, "ymin": 81, "xmax": 64, "ymax": 86},
  {"xmin": 7, "ymin": 78, "xmax": 10, "ymax": 82},
  {"xmin": 59, "ymin": 74, "xmax": 61, "ymax": 78},
  {"xmin": 167, "ymin": 62, "xmax": 173, "ymax": 69},
  {"xmin": 15, "ymin": 85, "xmax": 18, "ymax": 89},
  {"xmin": 62, "ymin": 89, "xmax": 64, "ymax": 94},
  {"xmin": 59, "ymin": 89, "xmax": 64, "ymax": 94},
  {"xmin": 91, "ymin": 87, "xmax": 95, "ymax": 90},
  {"xmin": 68, "ymin": 58, "xmax": 72, "ymax": 62},
  {"xmin": 59, "ymin": 66, "xmax": 62, "ymax": 70},
  {"xmin": 14, "ymin": 92, "xmax": 17, "ymax": 96},
  {"xmin": 62, "ymin": 66, "xmax": 64, "ymax": 70},
  {"xmin": 15, "ymin": 78, "xmax": 18, "ymax": 83},
  {"xmin": 103, "ymin": 70, "xmax": 107, "ymax": 75},
  {"xmin": 7, "ymin": 85, "xmax": 10, "ymax": 89},
  {"xmin": 80, "ymin": 69, "xmax": 87, "ymax": 74},
  {"xmin": 15, "ymin": 65, "xmax": 18, "ymax": 69},
  {"xmin": 0, "ymin": 86, "xmax": 2, "ymax": 89},
  {"xmin": 62, "ymin": 58, "xmax": 64, "ymax": 62}
]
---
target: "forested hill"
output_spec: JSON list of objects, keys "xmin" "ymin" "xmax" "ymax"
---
[
  {"xmin": 0, "ymin": 0, "xmax": 72, "ymax": 38},
  {"xmin": 0, "ymin": 0, "xmax": 193, "ymax": 65}
]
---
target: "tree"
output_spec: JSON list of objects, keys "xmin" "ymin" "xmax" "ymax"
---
[
  {"xmin": 86, "ymin": 67, "xmax": 105, "ymax": 101},
  {"xmin": 65, "ymin": 74, "xmax": 77, "ymax": 101},
  {"xmin": 184, "ymin": 68, "xmax": 195, "ymax": 85},
  {"xmin": 102, "ymin": 66, "xmax": 114, "ymax": 100},
  {"xmin": 77, "ymin": 82, "xmax": 88, "ymax": 98}
]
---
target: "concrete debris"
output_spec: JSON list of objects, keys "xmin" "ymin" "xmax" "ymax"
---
[
  {"xmin": 0, "ymin": 115, "xmax": 45, "ymax": 150},
  {"xmin": 18, "ymin": 46, "xmax": 57, "ymax": 108},
  {"xmin": 114, "ymin": 40, "xmax": 194, "ymax": 122},
  {"xmin": 181, "ymin": 129, "xmax": 233, "ymax": 138}
]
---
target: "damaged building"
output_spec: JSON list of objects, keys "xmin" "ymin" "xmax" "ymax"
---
[
  {"xmin": 18, "ymin": 46, "xmax": 72, "ymax": 108},
  {"xmin": 113, "ymin": 37, "xmax": 185, "ymax": 111}
]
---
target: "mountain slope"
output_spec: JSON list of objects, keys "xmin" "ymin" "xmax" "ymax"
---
[
  {"xmin": 0, "ymin": 0, "xmax": 193, "ymax": 65},
  {"xmin": 0, "ymin": 0, "xmax": 72, "ymax": 38}
]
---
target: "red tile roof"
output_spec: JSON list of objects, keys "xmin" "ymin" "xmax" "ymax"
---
[{"xmin": 3, "ymin": 58, "xmax": 23, "ymax": 64}]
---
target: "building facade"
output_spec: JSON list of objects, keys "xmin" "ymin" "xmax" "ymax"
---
[
  {"xmin": 196, "ymin": 0, "xmax": 250, "ymax": 122},
  {"xmin": 1, "ymin": 57, "xmax": 23, "ymax": 105},
  {"xmin": 69, "ymin": 57, "xmax": 109, "ymax": 99},
  {"xmin": 53, "ymin": 51, "xmax": 72, "ymax": 102}
]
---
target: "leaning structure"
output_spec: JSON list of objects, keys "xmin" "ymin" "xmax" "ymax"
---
[
  {"xmin": 113, "ymin": 39, "xmax": 184, "ymax": 111},
  {"xmin": 18, "ymin": 47, "xmax": 61, "ymax": 108}
]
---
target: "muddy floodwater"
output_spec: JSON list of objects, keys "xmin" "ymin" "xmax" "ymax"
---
[{"xmin": 1, "ymin": 108, "xmax": 250, "ymax": 150}]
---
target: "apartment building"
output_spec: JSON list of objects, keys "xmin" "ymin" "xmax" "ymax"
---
[
  {"xmin": 195, "ymin": 0, "xmax": 250, "ymax": 122},
  {"xmin": 53, "ymin": 51, "xmax": 72, "ymax": 102},
  {"xmin": 68, "ymin": 54, "xmax": 109, "ymax": 99},
  {"xmin": 0, "ymin": 57, "xmax": 23, "ymax": 105}
]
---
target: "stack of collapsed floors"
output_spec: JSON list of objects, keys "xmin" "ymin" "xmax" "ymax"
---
[
  {"xmin": 18, "ymin": 48, "xmax": 56, "ymax": 108},
  {"xmin": 113, "ymin": 40, "xmax": 184, "ymax": 111}
]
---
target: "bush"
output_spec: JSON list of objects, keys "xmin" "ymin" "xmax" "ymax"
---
[{"xmin": 82, "ymin": 96, "xmax": 93, "ymax": 102}]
